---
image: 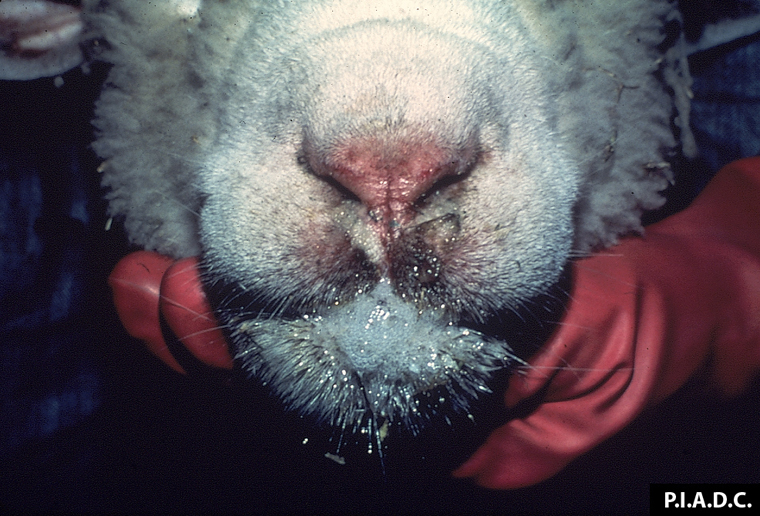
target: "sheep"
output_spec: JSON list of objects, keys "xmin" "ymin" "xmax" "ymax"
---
[
  {"xmin": 0, "ymin": 0, "xmax": 695, "ymax": 434},
  {"xmin": 2, "ymin": 0, "xmax": 758, "ymax": 469},
  {"xmin": 82, "ymin": 0, "xmax": 698, "ymax": 437}
]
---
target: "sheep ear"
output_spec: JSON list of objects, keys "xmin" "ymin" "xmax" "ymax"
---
[{"xmin": 0, "ymin": 0, "xmax": 83, "ymax": 80}]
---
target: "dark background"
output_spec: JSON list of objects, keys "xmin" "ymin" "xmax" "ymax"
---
[{"xmin": 1, "ymin": 8, "xmax": 759, "ymax": 515}]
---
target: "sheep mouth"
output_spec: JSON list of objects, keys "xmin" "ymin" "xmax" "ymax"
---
[{"xmin": 200, "ymin": 256, "xmax": 570, "ymax": 439}]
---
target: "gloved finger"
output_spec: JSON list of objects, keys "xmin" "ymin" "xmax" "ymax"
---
[
  {"xmin": 453, "ymin": 233, "xmax": 717, "ymax": 489},
  {"xmin": 109, "ymin": 251, "xmax": 186, "ymax": 374},
  {"xmin": 502, "ymin": 254, "xmax": 641, "ymax": 409},
  {"xmin": 453, "ymin": 249, "xmax": 656, "ymax": 488},
  {"xmin": 160, "ymin": 257, "xmax": 233, "ymax": 370}
]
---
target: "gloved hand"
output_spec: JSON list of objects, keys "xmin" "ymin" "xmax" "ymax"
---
[
  {"xmin": 108, "ymin": 157, "xmax": 760, "ymax": 489},
  {"xmin": 109, "ymin": 252, "xmax": 233, "ymax": 375},
  {"xmin": 454, "ymin": 156, "xmax": 760, "ymax": 487}
]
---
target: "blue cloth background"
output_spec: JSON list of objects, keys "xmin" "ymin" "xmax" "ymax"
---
[
  {"xmin": 691, "ymin": 34, "xmax": 760, "ymax": 175},
  {"xmin": 1, "ymin": 68, "xmax": 106, "ymax": 459}
]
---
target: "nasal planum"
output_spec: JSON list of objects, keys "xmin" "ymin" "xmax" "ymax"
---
[{"xmin": 307, "ymin": 132, "xmax": 477, "ymax": 236}]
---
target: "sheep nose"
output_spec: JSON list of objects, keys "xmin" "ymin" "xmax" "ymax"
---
[{"xmin": 310, "ymin": 135, "xmax": 474, "ymax": 228}]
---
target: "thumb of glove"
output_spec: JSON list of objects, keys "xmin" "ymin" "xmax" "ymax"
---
[{"xmin": 109, "ymin": 251, "xmax": 232, "ymax": 373}]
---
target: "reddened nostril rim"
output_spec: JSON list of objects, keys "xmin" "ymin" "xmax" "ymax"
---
[{"xmin": 305, "ymin": 132, "xmax": 478, "ymax": 225}]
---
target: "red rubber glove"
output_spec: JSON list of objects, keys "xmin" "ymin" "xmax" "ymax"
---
[
  {"xmin": 109, "ymin": 157, "xmax": 760, "ymax": 488},
  {"xmin": 454, "ymin": 156, "xmax": 760, "ymax": 487},
  {"xmin": 109, "ymin": 252, "xmax": 233, "ymax": 374}
]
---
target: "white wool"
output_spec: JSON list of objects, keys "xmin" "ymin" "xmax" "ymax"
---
[{"xmin": 85, "ymin": 0, "xmax": 693, "ymax": 257}]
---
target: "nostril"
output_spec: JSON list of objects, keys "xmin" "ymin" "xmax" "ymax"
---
[
  {"xmin": 416, "ymin": 164, "xmax": 474, "ymax": 206},
  {"xmin": 318, "ymin": 172, "xmax": 363, "ymax": 203},
  {"xmin": 307, "ymin": 134, "xmax": 475, "ymax": 225}
]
